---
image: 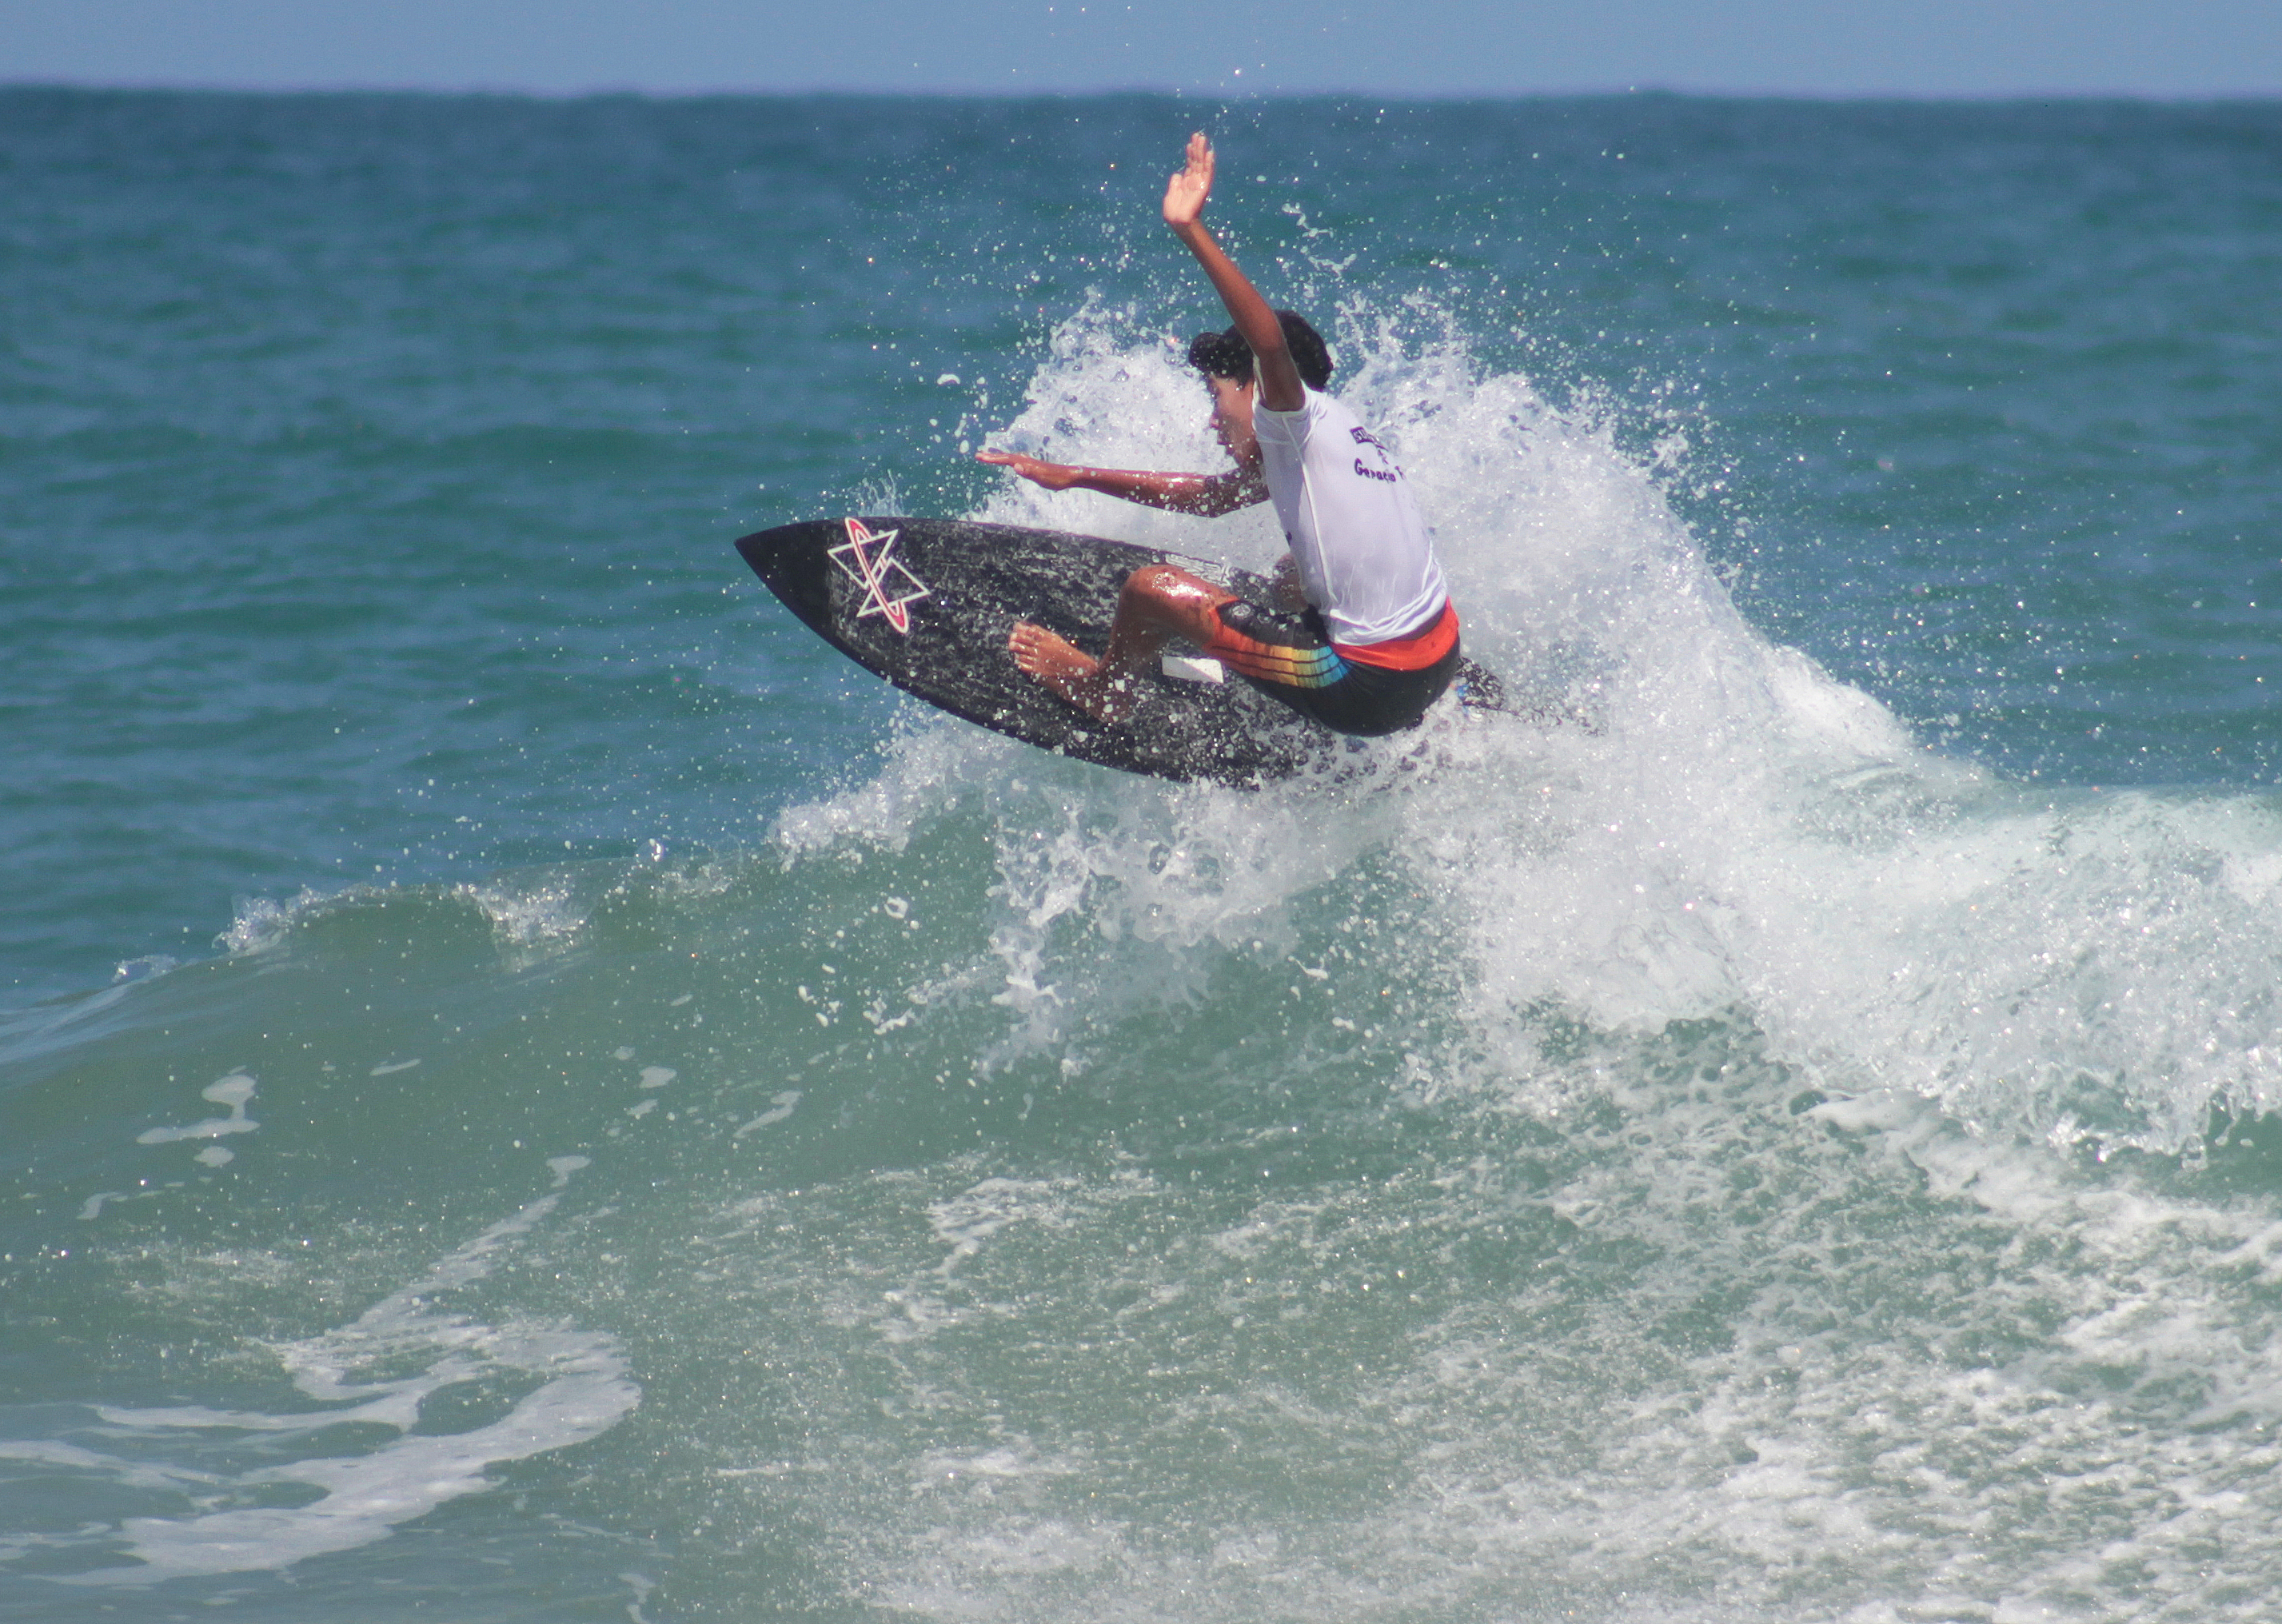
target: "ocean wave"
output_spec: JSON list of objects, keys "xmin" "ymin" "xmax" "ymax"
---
[{"xmin": 772, "ymin": 307, "xmax": 2282, "ymax": 1157}]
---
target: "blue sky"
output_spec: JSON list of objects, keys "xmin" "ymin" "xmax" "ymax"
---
[{"xmin": 2, "ymin": 0, "xmax": 2277, "ymax": 97}]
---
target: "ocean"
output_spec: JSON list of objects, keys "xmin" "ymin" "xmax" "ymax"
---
[{"xmin": 3, "ymin": 87, "xmax": 2281, "ymax": 1622}]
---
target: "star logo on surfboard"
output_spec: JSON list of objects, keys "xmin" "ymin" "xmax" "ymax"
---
[{"xmin": 828, "ymin": 517, "xmax": 931, "ymax": 635}]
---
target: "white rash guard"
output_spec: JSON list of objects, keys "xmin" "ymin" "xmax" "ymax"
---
[{"xmin": 1251, "ymin": 386, "xmax": 1449, "ymax": 647}]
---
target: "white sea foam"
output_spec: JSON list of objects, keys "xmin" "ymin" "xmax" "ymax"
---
[
  {"xmin": 213, "ymin": 874, "xmax": 594, "ymax": 976},
  {"xmin": 457, "ymin": 876, "xmax": 586, "ymax": 954},
  {"xmin": 926, "ymin": 1175, "xmax": 1075, "ymax": 1268},
  {"xmin": 214, "ymin": 888, "xmax": 329, "ymax": 959},
  {"xmin": 700, "ymin": 1077, "xmax": 2282, "ymax": 1623},
  {"xmin": 135, "ymin": 1072, "xmax": 258, "ymax": 1145},
  {"xmin": 15, "ymin": 1170, "xmax": 637, "ymax": 1586},
  {"xmin": 734, "ymin": 1090, "xmax": 801, "ymax": 1136}
]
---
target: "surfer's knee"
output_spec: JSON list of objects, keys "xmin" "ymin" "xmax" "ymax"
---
[
  {"xmin": 1119, "ymin": 564, "xmax": 1228, "ymax": 633},
  {"xmin": 1120, "ymin": 563, "xmax": 1195, "ymax": 602}
]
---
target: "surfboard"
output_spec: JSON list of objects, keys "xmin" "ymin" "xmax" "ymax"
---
[{"xmin": 734, "ymin": 515, "xmax": 1506, "ymax": 786}]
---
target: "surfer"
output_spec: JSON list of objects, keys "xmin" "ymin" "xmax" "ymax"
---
[{"xmin": 982, "ymin": 132, "xmax": 1459, "ymax": 737}]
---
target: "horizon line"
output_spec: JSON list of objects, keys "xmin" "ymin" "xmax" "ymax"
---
[{"xmin": 5, "ymin": 78, "xmax": 2280, "ymax": 106}]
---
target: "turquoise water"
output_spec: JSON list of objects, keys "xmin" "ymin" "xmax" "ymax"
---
[{"xmin": 4, "ymin": 89, "xmax": 2282, "ymax": 1621}]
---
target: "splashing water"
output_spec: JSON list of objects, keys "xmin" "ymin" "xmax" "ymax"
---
[{"xmin": 848, "ymin": 305, "xmax": 2282, "ymax": 1157}]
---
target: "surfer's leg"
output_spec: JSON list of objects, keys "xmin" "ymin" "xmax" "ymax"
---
[
  {"xmin": 1011, "ymin": 565, "xmax": 1231, "ymax": 724},
  {"xmin": 1099, "ymin": 565, "xmax": 1233, "ymax": 673}
]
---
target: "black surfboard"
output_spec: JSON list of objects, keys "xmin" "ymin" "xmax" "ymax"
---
[{"xmin": 735, "ymin": 516, "xmax": 1506, "ymax": 786}]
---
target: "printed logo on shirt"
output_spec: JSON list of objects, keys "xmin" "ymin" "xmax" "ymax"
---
[
  {"xmin": 828, "ymin": 517, "xmax": 930, "ymax": 634},
  {"xmin": 1348, "ymin": 425, "xmax": 1401, "ymax": 482}
]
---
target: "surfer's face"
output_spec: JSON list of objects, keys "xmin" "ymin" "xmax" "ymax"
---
[{"xmin": 1206, "ymin": 374, "xmax": 1259, "ymax": 467}]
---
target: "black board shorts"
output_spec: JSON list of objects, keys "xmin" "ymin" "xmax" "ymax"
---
[{"xmin": 1202, "ymin": 600, "xmax": 1462, "ymax": 737}]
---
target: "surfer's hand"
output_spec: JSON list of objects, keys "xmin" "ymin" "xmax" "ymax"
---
[
  {"xmin": 977, "ymin": 449, "xmax": 1080, "ymax": 490},
  {"xmin": 1163, "ymin": 131, "xmax": 1213, "ymax": 230}
]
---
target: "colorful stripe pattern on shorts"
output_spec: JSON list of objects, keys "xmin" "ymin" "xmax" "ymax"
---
[{"xmin": 1203, "ymin": 612, "xmax": 1350, "ymax": 690}]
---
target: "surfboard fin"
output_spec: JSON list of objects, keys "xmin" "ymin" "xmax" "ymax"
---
[{"xmin": 1453, "ymin": 660, "xmax": 1510, "ymax": 711}]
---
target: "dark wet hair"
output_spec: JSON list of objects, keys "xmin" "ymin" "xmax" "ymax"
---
[{"xmin": 1187, "ymin": 311, "xmax": 1333, "ymax": 391}]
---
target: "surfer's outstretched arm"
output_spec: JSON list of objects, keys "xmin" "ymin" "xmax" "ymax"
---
[
  {"xmin": 975, "ymin": 450, "xmax": 1265, "ymax": 515},
  {"xmin": 1163, "ymin": 134, "xmax": 1305, "ymax": 413}
]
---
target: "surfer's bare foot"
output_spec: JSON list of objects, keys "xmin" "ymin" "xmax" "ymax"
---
[{"xmin": 1009, "ymin": 621, "xmax": 1137, "ymax": 724}]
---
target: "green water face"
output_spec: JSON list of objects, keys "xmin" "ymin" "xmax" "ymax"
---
[{"xmin": 11, "ymin": 750, "xmax": 2282, "ymax": 1618}]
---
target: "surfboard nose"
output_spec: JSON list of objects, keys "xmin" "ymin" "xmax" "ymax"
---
[
  {"xmin": 732, "ymin": 522, "xmax": 800, "ymax": 589},
  {"xmin": 735, "ymin": 520, "xmax": 842, "ymax": 636}
]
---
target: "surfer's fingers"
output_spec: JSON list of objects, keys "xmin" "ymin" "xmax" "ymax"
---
[
  {"xmin": 976, "ymin": 451, "xmax": 1066, "ymax": 488},
  {"xmin": 1165, "ymin": 133, "xmax": 1213, "ymax": 223}
]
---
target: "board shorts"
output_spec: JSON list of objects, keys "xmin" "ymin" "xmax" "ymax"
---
[{"xmin": 1201, "ymin": 597, "xmax": 1462, "ymax": 737}]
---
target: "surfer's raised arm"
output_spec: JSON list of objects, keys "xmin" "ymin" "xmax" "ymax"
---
[
  {"xmin": 973, "ymin": 134, "xmax": 1300, "ymax": 514},
  {"xmin": 974, "ymin": 450, "xmax": 1264, "ymax": 516},
  {"xmin": 1163, "ymin": 132, "xmax": 1305, "ymax": 414}
]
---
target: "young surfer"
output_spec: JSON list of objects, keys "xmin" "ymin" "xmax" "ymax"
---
[{"xmin": 980, "ymin": 132, "xmax": 1460, "ymax": 737}]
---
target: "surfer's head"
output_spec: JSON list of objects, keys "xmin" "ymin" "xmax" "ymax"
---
[
  {"xmin": 1203, "ymin": 371, "xmax": 1260, "ymax": 465},
  {"xmin": 1191, "ymin": 313, "xmax": 1328, "ymax": 467},
  {"xmin": 1187, "ymin": 311, "xmax": 1333, "ymax": 391}
]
